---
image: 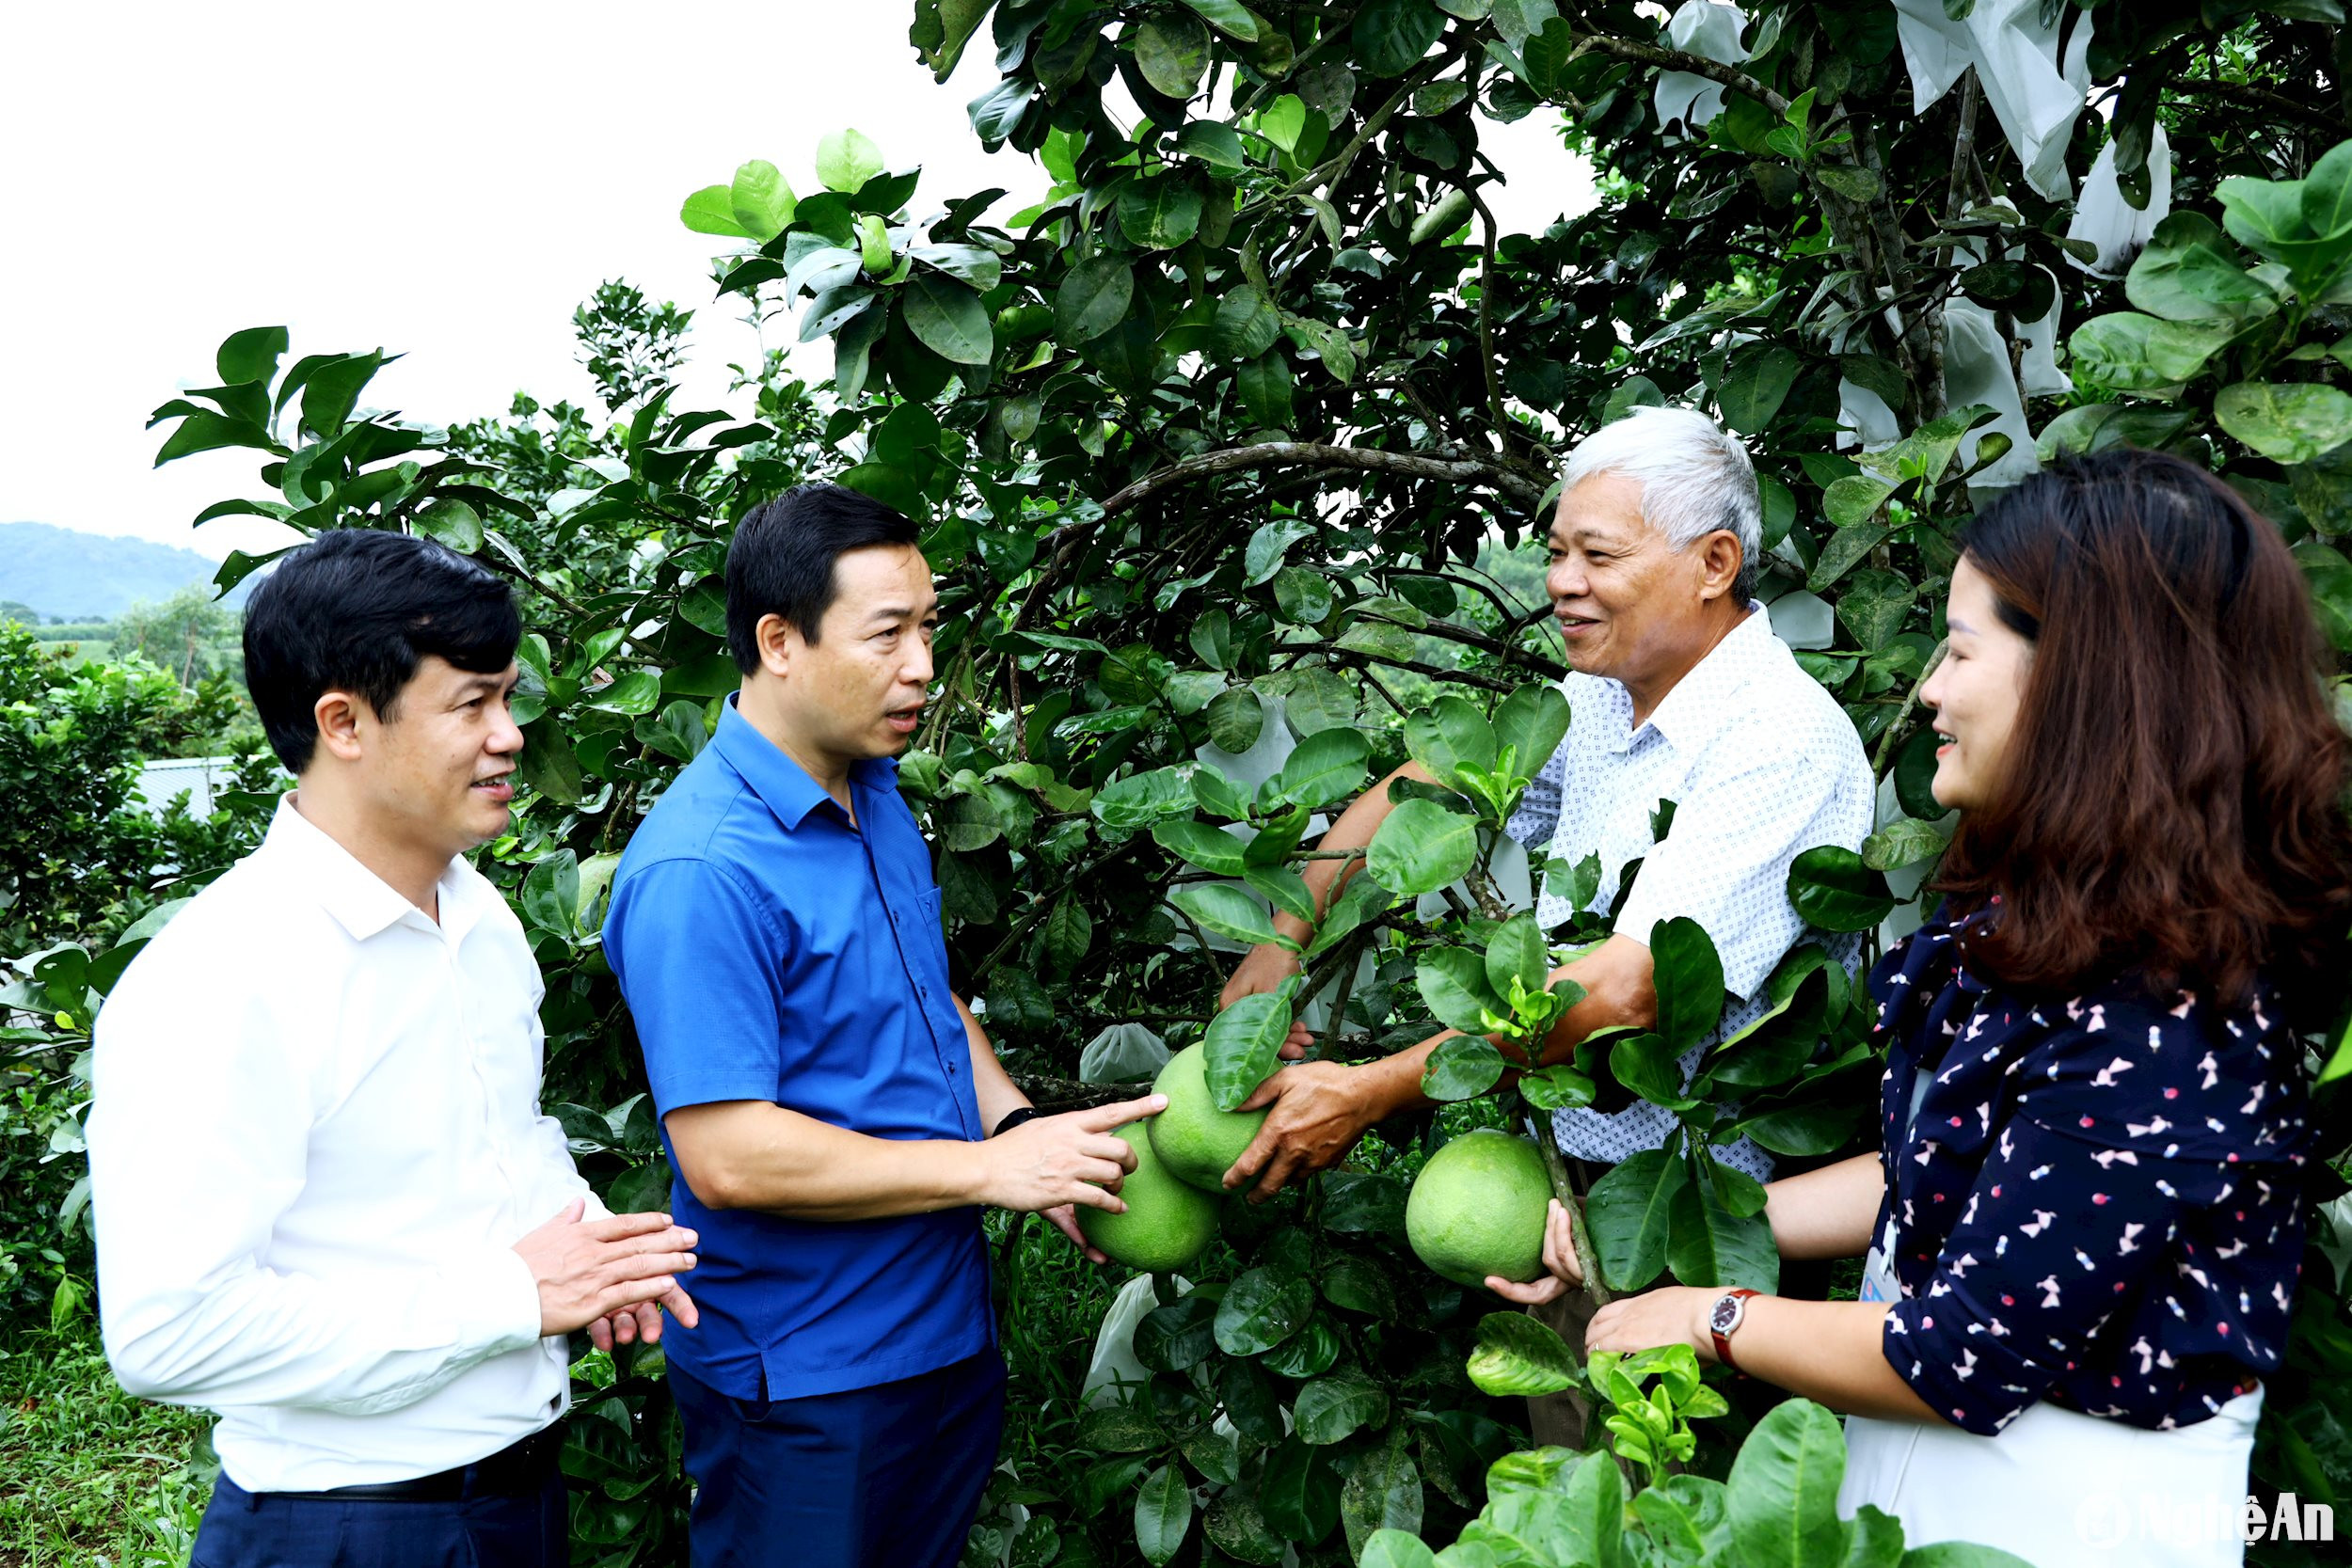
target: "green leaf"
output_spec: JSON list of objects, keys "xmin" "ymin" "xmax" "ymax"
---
[
  {"xmin": 1667, "ymin": 1157, "xmax": 1781, "ymax": 1291},
  {"xmin": 1178, "ymin": 0, "xmax": 1261, "ymax": 40},
  {"xmin": 1057, "ymin": 255, "xmax": 1136, "ymax": 343},
  {"xmin": 1175, "ymin": 121, "xmax": 1251, "ymax": 169},
  {"xmin": 1206, "ymin": 687, "xmax": 1266, "ymax": 752},
  {"xmin": 1836, "ymin": 567, "xmax": 1915, "ymax": 653},
  {"xmin": 215, "ymin": 325, "xmax": 289, "ymax": 387},
  {"xmin": 1135, "ymin": 1464, "xmax": 1194, "ymax": 1566},
  {"xmin": 1719, "ymin": 346, "xmax": 1801, "ymax": 435},
  {"xmin": 1261, "ymin": 1437, "xmax": 1343, "ymax": 1543},
  {"xmin": 1367, "ymin": 798, "xmax": 1479, "ymax": 896},
  {"xmin": 1340, "ymin": 1429, "xmax": 1422, "ymax": 1555},
  {"xmin": 1490, "ymin": 685, "xmax": 1570, "ymax": 780},
  {"xmin": 1807, "ymin": 520, "xmax": 1890, "ymax": 594},
  {"xmin": 1610, "ymin": 1033, "xmax": 1697, "ymax": 1112},
  {"xmin": 1355, "ymin": 0, "xmax": 1444, "ymax": 76},
  {"xmin": 1585, "ymin": 1148, "xmax": 1687, "ymax": 1291},
  {"xmin": 1213, "ymin": 285, "xmax": 1284, "ymax": 361},
  {"xmin": 1244, "ymin": 517, "xmax": 1316, "ymax": 584},
  {"xmin": 643, "ymin": 698, "xmax": 710, "ymax": 763},
  {"xmin": 1095, "ymin": 766, "xmax": 1196, "ymax": 828},
  {"xmin": 1041, "ymin": 897, "xmax": 1093, "ymax": 973},
  {"xmin": 1361, "ymin": 1531, "xmax": 1438, "ymax": 1568},
  {"xmin": 2214, "ymin": 382, "xmax": 2352, "ymax": 465},
  {"xmin": 1725, "ymin": 1401, "xmax": 1848, "ymax": 1568},
  {"xmin": 1422, "ymin": 1034, "xmax": 1508, "ymax": 1101},
  {"xmin": 1202, "ymin": 992, "xmax": 1294, "ymax": 1111},
  {"xmin": 1153, "ymin": 818, "xmax": 1248, "ymax": 875},
  {"xmin": 1276, "ymin": 726, "xmax": 1371, "ymax": 808},
  {"xmin": 1486, "ymin": 914, "xmax": 1549, "ymax": 1001},
  {"xmin": 1787, "ymin": 846, "xmax": 1896, "ymax": 932},
  {"xmin": 902, "ymin": 274, "xmax": 994, "ymax": 365},
  {"xmin": 1417, "ymin": 946, "xmax": 1504, "ymax": 1034},
  {"xmin": 2296, "ymin": 541, "xmax": 2352, "ymax": 653},
  {"xmin": 1404, "ymin": 693, "xmax": 1497, "ymax": 788},
  {"xmin": 1215, "ymin": 1268, "xmax": 1316, "ymax": 1354},
  {"xmin": 1236, "ymin": 351, "xmax": 1297, "ymax": 427},
  {"xmin": 587, "ymin": 669, "xmax": 662, "ymax": 717},
  {"xmin": 1863, "ymin": 816, "xmax": 1947, "ymax": 871},
  {"xmin": 729, "ymin": 159, "xmax": 797, "ymax": 240},
  {"xmin": 521, "ymin": 851, "xmax": 580, "ymax": 935},
  {"xmin": 1467, "ymin": 1311, "xmax": 1581, "ymax": 1397},
  {"xmin": 2304, "ymin": 140, "xmax": 2352, "ymax": 240},
  {"xmin": 1244, "ymin": 864, "xmax": 1316, "ymax": 924},
  {"xmin": 1822, "ymin": 475, "xmax": 1896, "ymax": 530},
  {"xmin": 1260, "ymin": 1316, "xmax": 1343, "ymax": 1378},
  {"xmin": 1119, "ymin": 179, "xmax": 1206, "ymax": 249},
  {"xmin": 1295, "ymin": 1374, "xmax": 1389, "ymax": 1445},
  {"xmin": 1273, "ymin": 565, "xmax": 1335, "ymax": 626},
  {"xmin": 1134, "ymin": 11, "xmax": 1212, "ymax": 98},
  {"xmin": 681, "ymin": 184, "xmax": 754, "ymax": 236},
  {"xmin": 815, "ymin": 129, "xmax": 884, "ymax": 194},
  {"xmin": 1171, "ymin": 883, "xmax": 1279, "ymax": 946},
  {"xmin": 1650, "ymin": 916, "xmax": 1726, "ymax": 1055}
]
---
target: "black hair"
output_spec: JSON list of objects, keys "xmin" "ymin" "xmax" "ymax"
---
[
  {"xmin": 242, "ymin": 529, "xmax": 521, "ymax": 773},
  {"xmin": 725, "ymin": 483, "xmax": 922, "ymax": 673}
]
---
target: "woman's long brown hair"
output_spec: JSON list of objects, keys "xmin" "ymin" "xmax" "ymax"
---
[{"xmin": 1936, "ymin": 447, "xmax": 2352, "ymax": 1017}]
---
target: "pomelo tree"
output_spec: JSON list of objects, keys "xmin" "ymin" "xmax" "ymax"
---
[{"xmin": 72, "ymin": 0, "xmax": 2352, "ymax": 1560}]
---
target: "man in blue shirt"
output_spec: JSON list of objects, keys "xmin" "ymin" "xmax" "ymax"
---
[{"xmin": 604, "ymin": 483, "xmax": 1162, "ymax": 1568}]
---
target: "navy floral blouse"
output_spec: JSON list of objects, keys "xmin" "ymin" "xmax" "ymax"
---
[{"xmin": 1867, "ymin": 910, "xmax": 2312, "ymax": 1436}]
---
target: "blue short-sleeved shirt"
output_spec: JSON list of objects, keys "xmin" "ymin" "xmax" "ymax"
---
[{"xmin": 603, "ymin": 698, "xmax": 991, "ymax": 1402}]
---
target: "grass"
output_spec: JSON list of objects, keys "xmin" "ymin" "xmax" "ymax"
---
[{"xmin": 0, "ymin": 1325, "xmax": 210, "ymax": 1568}]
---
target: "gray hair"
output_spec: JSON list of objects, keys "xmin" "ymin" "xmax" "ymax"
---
[{"xmin": 1560, "ymin": 404, "xmax": 1762, "ymax": 603}]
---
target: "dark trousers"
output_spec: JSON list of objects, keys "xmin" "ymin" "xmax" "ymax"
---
[
  {"xmin": 190, "ymin": 1469, "xmax": 566, "ymax": 1568},
  {"xmin": 669, "ymin": 1352, "xmax": 1007, "ymax": 1568}
]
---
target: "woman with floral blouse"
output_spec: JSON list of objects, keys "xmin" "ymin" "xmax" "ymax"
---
[{"xmin": 1500, "ymin": 448, "xmax": 2349, "ymax": 1566}]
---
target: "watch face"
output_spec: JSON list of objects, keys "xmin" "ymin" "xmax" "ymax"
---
[{"xmin": 1710, "ymin": 1295, "xmax": 1741, "ymax": 1334}]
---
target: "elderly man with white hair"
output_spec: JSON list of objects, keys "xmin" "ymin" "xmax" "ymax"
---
[{"xmin": 1217, "ymin": 403, "xmax": 1874, "ymax": 1204}]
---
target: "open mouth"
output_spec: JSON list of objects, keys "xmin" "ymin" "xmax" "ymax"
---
[
  {"xmin": 1556, "ymin": 613, "xmax": 1602, "ymax": 638},
  {"xmin": 1934, "ymin": 731, "xmax": 1957, "ymax": 758},
  {"xmin": 472, "ymin": 772, "xmax": 516, "ymax": 802},
  {"xmin": 884, "ymin": 705, "xmax": 923, "ymax": 736}
]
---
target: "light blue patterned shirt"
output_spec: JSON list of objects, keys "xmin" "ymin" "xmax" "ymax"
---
[{"xmin": 1505, "ymin": 606, "xmax": 1875, "ymax": 1180}]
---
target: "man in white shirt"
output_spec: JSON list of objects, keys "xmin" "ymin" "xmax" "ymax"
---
[
  {"xmin": 1219, "ymin": 404, "xmax": 1874, "ymax": 1195},
  {"xmin": 87, "ymin": 529, "xmax": 700, "ymax": 1568}
]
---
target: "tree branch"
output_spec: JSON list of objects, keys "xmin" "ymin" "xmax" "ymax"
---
[
  {"xmin": 1570, "ymin": 34, "xmax": 1789, "ymax": 119},
  {"xmin": 1099, "ymin": 441, "xmax": 1549, "ymax": 517},
  {"xmin": 2164, "ymin": 77, "xmax": 2348, "ymax": 138}
]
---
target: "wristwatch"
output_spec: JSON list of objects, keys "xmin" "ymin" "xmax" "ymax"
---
[
  {"xmin": 992, "ymin": 1106, "xmax": 1042, "ymax": 1137},
  {"xmin": 1708, "ymin": 1289, "xmax": 1762, "ymax": 1369}
]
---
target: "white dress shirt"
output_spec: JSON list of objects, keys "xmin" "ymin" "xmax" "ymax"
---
[
  {"xmin": 1505, "ymin": 606, "xmax": 1876, "ymax": 1180},
  {"xmin": 88, "ymin": 798, "xmax": 596, "ymax": 1492}
]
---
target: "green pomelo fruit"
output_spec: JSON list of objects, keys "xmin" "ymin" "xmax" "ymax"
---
[
  {"xmin": 1405, "ymin": 1129, "xmax": 1552, "ymax": 1289},
  {"xmin": 1147, "ymin": 1042, "xmax": 1269, "ymax": 1192},
  {"xmin": 1078, "ymin": 1123, "xmax": 1223, "ymax": 1273}
]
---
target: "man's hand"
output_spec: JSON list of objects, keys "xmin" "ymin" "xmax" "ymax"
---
[
  {"xmin": 1487, "ymin": 1198, "xmax": 1584, "ymax": 1305},
  {"xmin": 584, "ymin": 1279, "xmax": 701, "ymax": 1353},
  {"xmin": 1222, "ymin": 1060, "xmax": 1391, "ymax": 1199},
  {"xmin": 515, "ymin": 1201, "xmax": 701, "ymax": 1338},
  {"xmin": 974, "ymin": 1095, "xmax": 1165, "ymax": 1214},
  {"xmin": 1220, "ymin": 943, "xmax": 1313, "ymax": 1053}
]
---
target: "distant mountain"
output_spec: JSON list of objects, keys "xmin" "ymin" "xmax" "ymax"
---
[{"xmin": 0, "ymin": 521, "xmax": 248, "ymax": 622}]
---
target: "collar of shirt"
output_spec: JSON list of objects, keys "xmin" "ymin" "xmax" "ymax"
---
[
  {"xmin": 710, "ymin": 696, "xmax": 899, "ymax": 832},
  {"xmin": 1610, "ymin": 601, "xmax": 1774, "ymax": 754},
  {"xmin": 257, "ymin": 795, "xmax": 490, "ymax": 945}
]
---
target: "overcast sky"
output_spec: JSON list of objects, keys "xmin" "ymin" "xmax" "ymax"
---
[{"xmin": 2, "ymin": 3, "xmax": 1593, "ymax": 564}]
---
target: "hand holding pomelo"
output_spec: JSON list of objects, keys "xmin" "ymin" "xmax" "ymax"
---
[
  {"xmin": 1147, "ymin": 1042, "xmax": 1270, "ymax": 1192},
  {"xmin": 1406, "ymin": 1129, "xmax": 1553, "ymax": 1289}
]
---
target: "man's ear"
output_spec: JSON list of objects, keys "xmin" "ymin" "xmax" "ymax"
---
[
  {"xmin": 312, "ymin": 689, "xmax": 368, "ymax": 764},
  {"xmin": 755, "ymin": 612, "xmax": 797, "ymax": 678},
  {"xmin": 1696, "ymin": 531, "xmax": 1744, "ymax": 602}
]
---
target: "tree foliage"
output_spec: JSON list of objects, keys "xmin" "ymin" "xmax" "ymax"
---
[{"xmin": 26, "ymin": 0, "xmax": 2352, "ymax": 1561}]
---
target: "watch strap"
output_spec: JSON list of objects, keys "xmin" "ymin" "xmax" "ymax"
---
[
  {"xmin": 1710, "ymin": 1288, "xmax": 1762, "ymax": 1369},
  {"xmin": 992, "ymin": 1105, "xmax": 1043, "ymax": 1137}
]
